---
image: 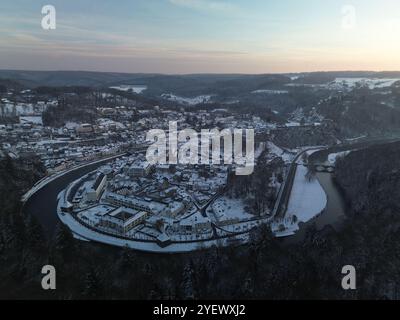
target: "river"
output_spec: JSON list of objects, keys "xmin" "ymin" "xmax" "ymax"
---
[
  {"xmin": 283, "ymin": 167, "xmax": 348, "ymax": 244},
  {"xmin": 22, "ymin": 160, "xmax": 115, "ymax": 237}
]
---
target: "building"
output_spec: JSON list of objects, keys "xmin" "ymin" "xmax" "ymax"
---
[
  {"xmin": 179, "ymin": 215, "xmax": 212, "ymax": 233},
  {"xmin": 76, "ymin": 123, "xmax": 93, "ymax": 134},
  {"xmin": 164, "ymin": 201, "xmax": 186, "ymax": 218},
  {"xmin": 98, "ymin": 207, "xmax": 148, "ymax": 235},
  {"xmin": 87, "ymin": 173, "xmax": 107, "ymax": 202},
  {"xmin": 106, "ymin": 192, "xmax": 150, "ymax": 211},
  {"xmin": 128, "ymin": 162, "xmax": 152, "ymax": 177}
]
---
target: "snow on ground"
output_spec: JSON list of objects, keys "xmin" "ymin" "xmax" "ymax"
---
[
  {"xmin": 19, "ymin": 116, "xmax": 43, "ymax": 125},
  {"xmin": 212, "ymin": 197, "xmax": 253, "ymax": 221},
  {"xmin": 305, "ymin": 149, "xmax": 322, "ymax": 156},
  {"xmin": 57, "ymin": 191, "xmax": 247, "ymax": 253},
  {"xmin": 97, "ymin": 118, "xmax": 125, "ymax": 130},
  {"xmin": 345, "ymin": 135, "xmax": 367, "ymax": 142},
  {"xmin": 330, "ymin": 78, "xmax": 400, "ymax": 90},
  {"xmin": 251, "ymin": 89, "xmax": 288, "ymax": 94},
  {"xmin": 109, "ymin": 85, "xmax": 147, "ymax": 94},
  {"xmin": 285, "ymin": 77, "xmax": 400, "ymax": 91},
  {"xmin": 161, "ymin": 93, "xmax": 213, "ymax": 105},
  {"xmin": 78, "ymin": 204, "xmax": 115, "ymax": 224},
  {"xmin": 328, "ymin": 151, "xmax": 351, "ymax": 164},
  {"xmin": 285, "ymin": 165, "xmax": 327, "ymax": 223},
  {"xmin": 65, "ymin": 121, "xmax": 80, "ymax": 130},
  {"xmin": 285, "ymin": 121, "xmax": 302, "ymax": 127},
  {"xmin": 267, "ymin": 141, "xmax": 294, "ymax": 163},
  {"xmin": 255, "ymin": 142, "xmax": 266, "ymax": 159}
]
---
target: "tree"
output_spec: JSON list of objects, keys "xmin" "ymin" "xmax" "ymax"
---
[
  {"xmin": 155, "ymin": 219, "xmax": 165, "ymax": 233},
  {"xmin": 0, "ymin": 232, "xmax": 4, "ymax": 256},
  {"xmin": 249, "ymin": 223, "xmax": 275, "ymax": 251},
  {"xmin": 52, "ymin": 222, "xmax": 75, "ymax": 260},
  {"xmin": 9, "ymin": 213, "xmax": 26, "ymax": 250},
  {"xmin": 82, "ymin": 267, "xmax": 104, "ymax": 299},
  {"xmin": 181, "ymin": 261, "xmax": 196, "ymax": 300},
  {"xmin": 305, "ymin": 164, "xmax": 316, "ymax": 182},
  {"xmin": 26, "ymin": 215, "xmax": 46, "ymax": 252},
  {"xmin": 118, "ymin": 245, "xmax": 135, "ymax": 272},
  {"xmin": 302, "ymin": 152, "xmax": 309, "ymax": 164}
]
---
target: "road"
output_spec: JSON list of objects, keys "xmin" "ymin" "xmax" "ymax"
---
[{"xmin": 272, "ymin": 147, "xmax": 317, "ymax": 219}]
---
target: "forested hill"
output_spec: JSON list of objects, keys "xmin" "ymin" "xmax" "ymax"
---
[{"xmin": 335, "ymin": 141, "xmax": 400, "ymax": 216}]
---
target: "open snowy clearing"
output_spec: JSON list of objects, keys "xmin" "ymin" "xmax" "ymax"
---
[
  {"xmin": 109, "ymin": 85, "xmax": 147, "ymax": 93},
  {"xmin": 161, "ymin": 93, "xmax": 213, "ymax": 105},
  {"xmin": 286, "ymin": 165, "xmax": 327, "ymax": 223}
]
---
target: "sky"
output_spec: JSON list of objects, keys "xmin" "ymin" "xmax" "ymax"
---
[{"xmin": 0, "ymin": 0, "xmax": 400, "ymax": 74}]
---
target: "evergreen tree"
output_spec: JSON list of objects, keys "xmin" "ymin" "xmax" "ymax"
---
[
  {"xmin": 117, "ymin": 245, "xmax": 135, "ymax": 272},
  {"xmin": 9, "ymin": 213, "xmax": 26, "ymax": 250},
  {"xmin": 181, "ymin": 261, "xmax": 196, "ymax": 300},
  {"xmin": 82, "ymin": 267, "xmax": 104, "ymax": 299},
  {"xmin": 26, "ymin": 215, "xmax": 46, "ymax": 252},
  {"xmin": 53, "ymin": 222, "xmax": 75, "ymax": 260}
]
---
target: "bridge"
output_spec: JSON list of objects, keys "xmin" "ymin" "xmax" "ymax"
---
[{"xmin": 272, "ymin": 147, "xmax": 336, "ymax": 220}]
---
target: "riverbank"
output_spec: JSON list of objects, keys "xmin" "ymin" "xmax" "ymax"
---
[{"xmin": 22, "ymin": 154, "xmax": 126, "ymax": 236}]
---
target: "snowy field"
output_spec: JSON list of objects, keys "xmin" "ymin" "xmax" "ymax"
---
[
  {"xmin": 212, "ymin": 197, "xmax": 253, "ymax": 221},
  {"xmin": 267, "ymin": 141, "xmax": 294, "ymax": 163},
  {"xmin": 285, "ymin": 165, "xmax": 327, "ymax": 223},
  {"xmin": 331, "ymin": 77, "xmax": 400, "ymax": 89},
  {"xmin": 161, "ymin": 93, "xmax": 213, "ymax": 105},
  {"xmin": 285, "ymin": 121, "xmax": 302, "ymax": 127},
  {"xmin": 251, "ymin": 89, "xmax": 288, "ymax": 94},
  {"xmin": 19, "ymin": 116, "xmax": 43, "ymax": 125},
  {"xmin": 109, "ymin": 85, "xmax": 147, "ymax": 94},
  {"xmin": 285, "ymin": 77, "xmax": 400, "ymax": 91}
]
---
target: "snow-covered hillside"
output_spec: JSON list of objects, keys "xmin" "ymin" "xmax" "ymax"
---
[{"xmin": 161, "ymin": 93, "xmax": 213, "ymax": 105}]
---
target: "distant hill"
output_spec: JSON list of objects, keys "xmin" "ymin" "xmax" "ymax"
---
[
  {"xmin": 0, "ymin": 70, "xmax": 291, "ymax": 91},
  {"xmin": 0, "ymin": 78, "xmax": 26, "ymax": 91},
  {"xmin": 0, "ymin": 70, "xmax": 163, "ymax": 88},
  {"xmin": 2, "ymin": 69, "xmax": 399, "ymax": 90}
]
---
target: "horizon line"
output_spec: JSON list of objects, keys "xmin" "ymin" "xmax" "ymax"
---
[{"xmin": 1, "ymin": 68, "xmax": 400, "ymax": 77}]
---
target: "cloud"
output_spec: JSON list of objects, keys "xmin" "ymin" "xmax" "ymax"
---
[{"xmin": 168, "ymin": 0, "xmax": 236, "ymax": 13}]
